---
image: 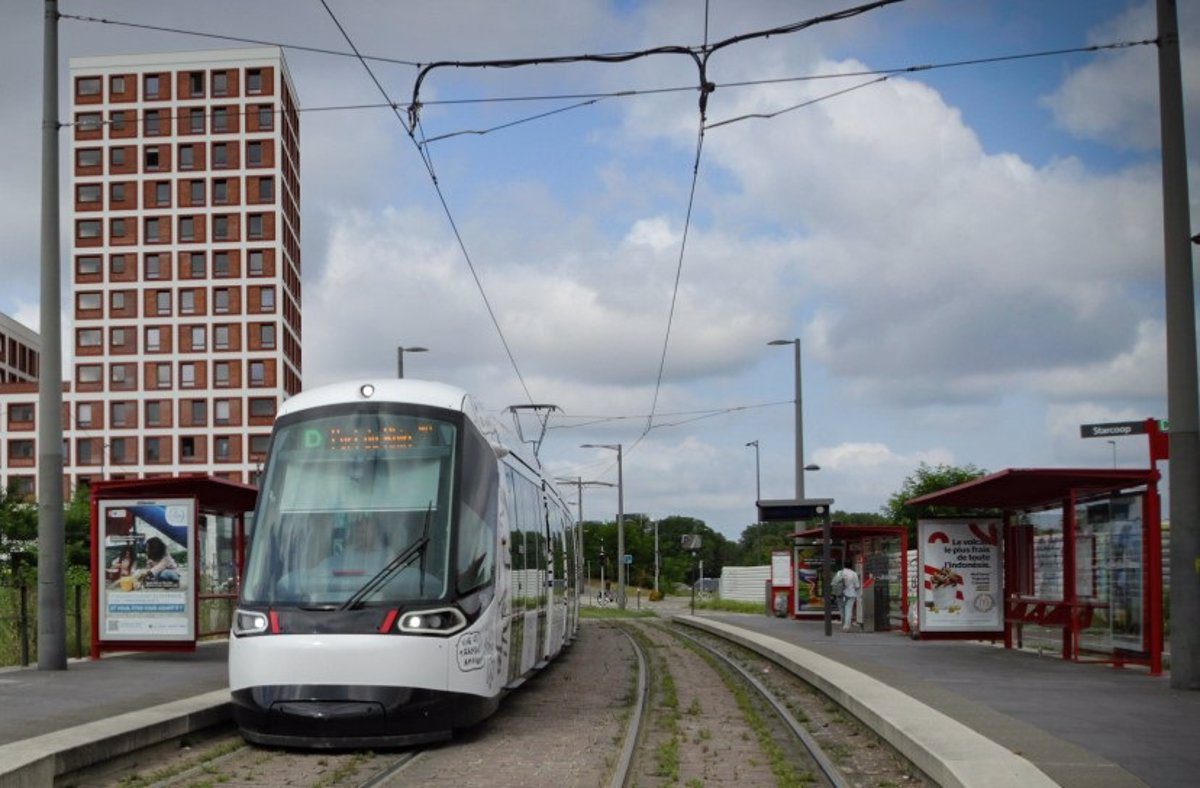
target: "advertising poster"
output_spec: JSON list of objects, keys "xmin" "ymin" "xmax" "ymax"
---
[
  {"xmin": 99, "ymin": 498, "xmax": 195, "ymax": 641},
  {"xmin": 918, "ymin": 519, "xmax": 1003, "ymax": 633}
]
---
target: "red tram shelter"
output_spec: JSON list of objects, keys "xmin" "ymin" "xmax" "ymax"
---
[
  {"xmin": 908, "ymin": 467, "xmax": 1163, "ymax": 674},
  {"xmin": 89, "ymin": 476, "xmax": 258, "ymax": 658}
]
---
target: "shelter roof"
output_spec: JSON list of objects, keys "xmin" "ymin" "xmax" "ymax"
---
[
  {"xmin": 905, "ymin": 468, "xmax": 1157, "ymax": 511},
  {"xmin": 90, "ymin": 476, "xmax": 258, "ymax": 513}
]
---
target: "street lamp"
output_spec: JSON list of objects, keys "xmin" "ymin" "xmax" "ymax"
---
[
  {"xmin": 768, "ymin": 338, "xmax": 805, "ymax": 500},
  {"xmin": 581, "ymin": 443, "xmax": 625, "ymax": 609},
  {"xmin": 745, "ymin": 440, "xmax": 761, "ymax": 504},
  {"xmin": 1107, "ymin": 440, "xmax": 1117, "ymax": 468},
  {"xmin": 396, "ymin": 346, "xmax": 428, "ymax": 378}
]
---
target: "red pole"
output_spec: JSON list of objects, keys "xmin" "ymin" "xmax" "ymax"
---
[
  {"xmin": 1146, "ymin": 472, "xmax": 1164, "ymax": 675},
  {"xmin": 89, "ymin": 488, "xmax": 101, "ymax": 660},
  {"xmin": 1063, "ymin": 492, "xmax": 1078, "ymax": 661}
]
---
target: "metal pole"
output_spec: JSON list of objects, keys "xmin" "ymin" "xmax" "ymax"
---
[
  {"xmin": 793, "ymin": 339, "xmax": 805, "ymax": 501},
  {"xmin": 1158, "ymin": 0, "xmax": 1200, "ymax": 689},
  {"xmin": 617, "ymin": 445, "xmax": 626, "ymax": 609},
  {"xmin": 1107, "ymin": 440, "xmax": 1117, "ymax": 469},
  {"xmin": 396, "ymin": 347, "xmax": 404, "ymax": 379},
  {"xmin": 37, "ymin": 0, "xmax": 67, "ymax": 671},
  {"xmin": 654, "ymin": 520, "xmax": 659, "ymax": 594},
  {"xmin": 823, "ymin": 508, "xmax": 832, "ymax": 637},
  {"xmin": 754, "ymin": 442, "xmax": 761, "ymax": 503}
]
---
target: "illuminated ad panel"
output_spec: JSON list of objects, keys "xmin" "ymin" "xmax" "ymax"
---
[{"xmin": 918, "ymin": 519, "xmax": 1003, "ymax": 633}]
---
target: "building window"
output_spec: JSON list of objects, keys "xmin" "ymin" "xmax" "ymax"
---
[
  {"xmin": 213, "ymin": 143, "xmax": 229, "ymax": 167},
  {"xmin": 111, "ymin": 291, "xmax": 125, "ymax": 310},
  {"xmin": 214, "ymin": 325, "xmax": 230, "ymax": 350},
  {"xmin": 110, "ymin": 438, "xmax": 128, "ymax": 463},
  {"xmin": 78, "ymin": 365, "xmax": 102, "ymax": 383},
  {"xmin": 110, "ymin": 110, "xmax": 128, "ymax": 132},
  {"xmin": 247, "ymin": 141, "xmax": 263, "ymax": 165},
  {"xmin": 156, "ymin": 364, "xmax": 171, "ymax": 389},
  {"xmin": 190, "ymin": 180, "xmax": 205, "ymax": 204},
  {"xmin": 214, "ymin": 436, "xmax": 231, "ymax": 461},
  {"xmin": 156, "ymin": 290, "xmax": 171, "ymax": 315},
  {"xmin": 144, "ymin": 147, "xmax": 160, "ymax": 170},
  {"xmin": 146, "ymin": 327, "xmax": 161, "ymax": 352},
  {"xmin": 259, "ymin": 324, "xmax": 276, "ymax": 349},
  {"xmin": 144, "ymin": 109, "xmax": 161, "ymax": 135},
  {"xmin": 213, "ymin": 71, "xmax": 228, "ymax": 96},
  {"xmin": 179, "ymin": 145, "xmax": 195, "ymax": 169},
  {"xmin": 189, "ymin": 71, "xmax": 204, "ymax": 96},
  {"xmin": 213, "ymin": 107, "xmax": 229, "ymax": 132},
  {"xmin": 189, "ymin": 108, "xmax": 205, "ymax": 134},
  {"xmin": 145, "ymin": 437, "xmax": 162, "ymax": 463},
  {"xmin": 250, "ymin": 434, "xmax": 270, "ymax": 456},
  {"xmin": 77, "ymin": 148, "xmax": 101, "ymax": 168},
  {"xmin": 213, "ymin": 179, "xmax": 229, "ymax": 203},
  {"xmin": 110, "ymin": 364, "xmax": 128, "ymax": 385},
  {"xmin": 77, "ymin": 220, "xmax": 101, "ymax": 239},
  {"xmin": 180, "ymin": 363, "xmax": 196, "ymax": 388},
  {"xmin": 213, "ymin": 252, "xmax": 230, "ymax": 277},
  {"xmin": 248, "ymin": 250, "xmax": 264, "ymax": 275},
  {"xmin": 259, "ymin": 177, "xmax": 274, "ymax": 202},
  {"xmin": 181, "ymin": 436, "xmax": 197, "ymax": 460},
  {"xmin": 110, "ymin": 75, "xmax": 125, "ymax": 94},
  {"xmin": 190, "ymin": 400, "xmax": 207, "ymax": 425},
  {"xmin": 213, "ymin": 288, "xmax": 231, "ymax": 313},
  {"xmin": 155, "ymin": 181, "xmax": 170, "ymax": 206},
  {"xmin": 9, "ymin": 404, "xmax": 35, "ymax": 423},
  {"xmin": 144, "ymin": 74, "xmax": 160, "ymax": 98},
  {"xmin": 77, "ymin": 183, "xmax": 101, "ymax": 203},
  {"xmin": 189, "ymin": 252, "xmax": 205, "ymax": 277},
  {"xmin": 191, "ymin": 326, "xmax": 206, "ymax": 350},
  {"xmin": 110, "ymin": 218, "xmax": 126, "ymax": 239},
  {"xmin": 214, "ymin": 362, "xmax": 230, "ymax": 387},
  {"xmin": 249, "ymin": 398, "xmax": 276, "ymax": 418},
  {"xmin": 247, "ymin": 68, "xmax": 263, "ymax": 94},
  {"xmin": 213, "ymin": 215, "xmax": 229, "ymax": 239},
  {"xmin": 77, "ymin": 256, "xmax": 101, "ymax": 275},
  {"xmin": 258, "ymin": 104, "xmax": 273, "ymax": 129},
  {"xmin": 215, "ymin": 399, "xmax": 231, "ymax": 424},
  {"xmin": 248, "ymin": 214, "xmax": 263, "ymax": 239},
  {"xmin": 180, "ymin": 216, "xmax": 195, "ymax": 242},
  {"xmin": 261, "ymin": 287, "xmax": 275, "ymax": 311},
  {"xmin": 110, "ymin": 147, "xmax": 125, "ymax": 167},
  {"xmin": 77, "ymin": 292, "xmax": 101, "ymax": 310},
  {"xmin": 78, "ymin": 329, "xmax": 102, "ymax": 347},
  {"xmin": 77, "ymin": 76, "xmax": 101, "ymax": 96},
  {"xmin": 145, "ymin": 401, "xmax": 162, "ymax": 425},
  {"xmin": 78, "ymin": 440, "xmax": 93, "ymax": 465},
  {"xmin": 110, "ymin": 255, "xmax": 126, "ymax": 275},
  {"xmin": 249, "ymin": 361, "xmax": 265, "ymax": 386},
  {"xmin": 110, "ymin": 182, "xmax": 126, "ymax": 203},
  {"xmin": 77, "ymin": 403, "xmax": 93, "ymax": 426},
  {"xmin": 145, "ymin": 217, "xmax": 161, "ymax": 242},
  {"xmin": 180, "ymin": 290, "xmax": 196, "ymax": 315},
  {"xmin": 145, "ymin": 255, "xmax": 162, "ymax": 279},
  {"xmin": 110, "ymin": 328, "xmax": 126, "ymax": 347},
  {"xmin": 77, "ymin": 112, "xmax": 103, "ymax": 132},
  {"xmin": 111, "ymin": 402, "xmax": 129, "ymax": 427}
]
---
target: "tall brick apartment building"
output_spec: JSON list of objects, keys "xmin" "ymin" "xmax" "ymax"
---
[{"xmin": 0, "ymin": 47, "xmax": 301, "ymax": 498}]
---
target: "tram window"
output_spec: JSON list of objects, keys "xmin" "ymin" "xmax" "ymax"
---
[
  {"xmin": 457, "ymin": 425, "xmax": 497, "ymax": 594},
  {"xmin": 507, "ymin": 469, "xmax": 525, "ymax": 612}
]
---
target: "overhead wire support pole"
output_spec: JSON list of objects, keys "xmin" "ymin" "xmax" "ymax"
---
[{"xmin": 38, "ymin": 0, "xmax": 67, "ymax": 671}]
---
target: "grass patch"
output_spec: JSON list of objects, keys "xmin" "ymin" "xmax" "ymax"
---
[
  {"xmin": 692, "ymin": 598, "xmax": 766, "ymax": 614},
  {"xmin": 117, "ymin": 738, "xmax": 246, "ymax": 787}
]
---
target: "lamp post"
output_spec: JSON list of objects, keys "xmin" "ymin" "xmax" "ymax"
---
[
  {"xmin": 1107, "ymin": 440, "xmax": 1117, "ymax": 468},
  {"xmin": 396, "ymin": 346, "xmax": 428, "ymax": 378},
  {"xmin": 768, "ymin": 338, "xmax": 805, "ymax": 500},
  {"xmin": 745, "ymin": 440, "xmax": 761, "ymax": 504},
  {"xmin": 581, "ymin": 443, "xmax": 625, "ymax": 608}
]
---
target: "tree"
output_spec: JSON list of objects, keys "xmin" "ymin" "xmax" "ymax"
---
[
  {"xmin": 883, "ymin": 462, "xmax": 989, "ymax": 541},
  {"xmin": 64, "ymin": 485, "xmax": 92, "ymax": 568}
]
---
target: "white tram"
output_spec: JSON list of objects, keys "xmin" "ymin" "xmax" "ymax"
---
[{"xmin": 229, "ymin": 380, "xmax": 580, "ymax": 748}]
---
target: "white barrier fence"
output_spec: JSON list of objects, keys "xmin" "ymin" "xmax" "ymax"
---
[{"xmin": 719, "ymin": 565, "xmax": 771, "ymax": 603}]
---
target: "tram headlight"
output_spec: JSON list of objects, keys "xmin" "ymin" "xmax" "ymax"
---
[
  {"xmin": 232, "ymin": 609, "xmax": 269, "ymax": 636},
  {"xmin": 397, "ymin": 606, "xmax": 467, "ymax": 636}
]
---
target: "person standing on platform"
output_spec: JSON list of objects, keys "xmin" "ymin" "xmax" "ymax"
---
[{"xmin": 836, "ymin": 561, "xmax": 860, "ymax": 632}]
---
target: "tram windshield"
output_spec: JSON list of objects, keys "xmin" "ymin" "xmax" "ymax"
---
[{"xmin": 241, "ymin": 408, "xmax": 457, "ymax": 607}]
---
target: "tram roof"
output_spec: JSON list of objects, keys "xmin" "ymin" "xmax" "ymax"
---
[{"xmin": 278, "ymin": 379, "xmax": 473, "ymax": 419}]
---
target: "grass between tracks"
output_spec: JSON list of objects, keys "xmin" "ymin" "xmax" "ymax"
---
[
  {"xmin": 622, "ymin": 624, "xmax": 683, "ymax": 782},
  {"xmin": 116, "ymin": 737, "xmax": 246, "ymax": 787},
  {"xmin": 581, "ymin": 606, "xmax": 658, "ymax": 619},
  {"xmin": 669, "ymin": 628, "xmax": 816, "ymax": 787}
]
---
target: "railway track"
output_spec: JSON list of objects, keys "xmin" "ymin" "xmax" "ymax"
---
[{"xmin": 68, "ymin": 619, "xmax": 925, "ymax": 787}]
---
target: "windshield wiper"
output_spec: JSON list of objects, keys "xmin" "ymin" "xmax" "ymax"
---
[{"xmin": 339, "ymin": 503, "xmax": 434, "ymax": 612}]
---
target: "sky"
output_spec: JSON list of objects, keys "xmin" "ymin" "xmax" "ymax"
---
[{"xmin": 1, "ymin": 0, "xmax": 1197, "ymax": 539}]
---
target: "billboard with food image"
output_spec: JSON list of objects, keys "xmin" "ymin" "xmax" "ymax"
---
[{"xmin": 918, "ymin": 519, "xmax": 1003, "ymax": 633}]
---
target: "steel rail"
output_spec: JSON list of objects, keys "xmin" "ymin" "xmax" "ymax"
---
[
  {"xmin": 671, "ymin": 627, "xmax": 848, "ymax": 788},
  {"xmin": 610, "ymin": 626, "xmax": 649, "ymax": 788}
]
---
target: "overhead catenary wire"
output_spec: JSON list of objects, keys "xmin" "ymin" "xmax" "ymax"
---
[
  {"xmin": 317, "ymin": 0, "xmax": 535, "ymax": 405},
  {"xmin": 545, "ymin": 399, "xmax": 793, "ymax": 430}
]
